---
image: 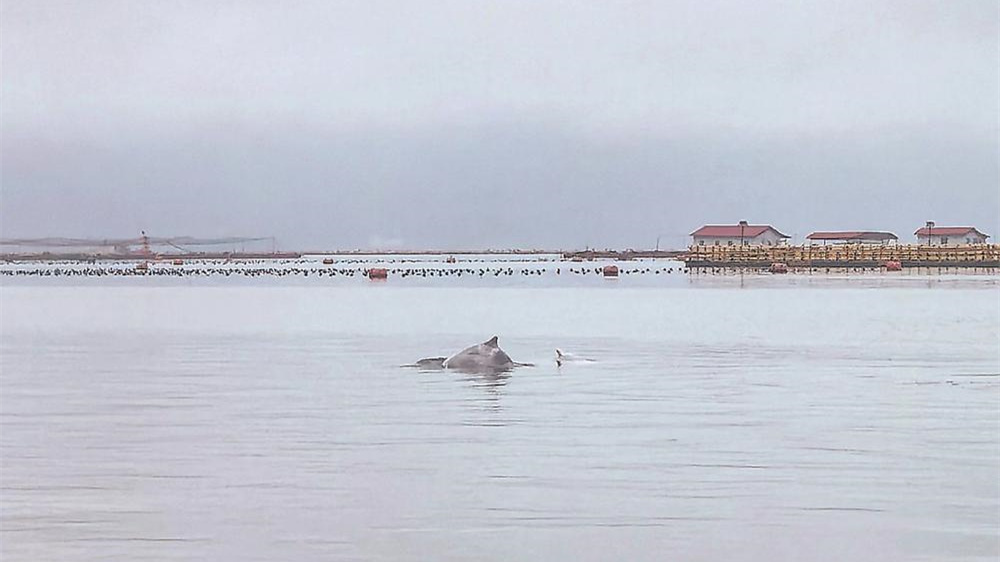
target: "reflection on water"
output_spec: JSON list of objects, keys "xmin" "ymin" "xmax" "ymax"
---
[
  {"xmin": 458, "ymin": 371, "xmax": 512, "ymax": 417},
  {"xmin": 1, "ymin": 278, "xmax": 998, "ymax": 562}
]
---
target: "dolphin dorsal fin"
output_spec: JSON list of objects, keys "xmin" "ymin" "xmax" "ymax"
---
[{"xmin": 484, "ymin": 336, "xmax": 499, "ymax": 348}]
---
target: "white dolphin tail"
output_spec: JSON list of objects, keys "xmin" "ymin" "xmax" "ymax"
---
[{"xmin": 409, "ymin": 357, "xmax": 447, "ymax": 369}]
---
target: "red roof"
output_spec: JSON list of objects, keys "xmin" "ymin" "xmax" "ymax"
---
[
  {"xmin": 913, "ymin": 226, "xmax": 989, "ymax": 238},
  {"xmin": 690, "ymin": 225, "xmax": 790, "ymax": 238},
  {"xmin": 806, "ymin": 231, "xmax": 897, "ymax": 241}
]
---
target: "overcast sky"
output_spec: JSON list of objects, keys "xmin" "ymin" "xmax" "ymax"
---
[{"xmin": 2, "ymin": 0, "xmax": 997, "ymax": 250}]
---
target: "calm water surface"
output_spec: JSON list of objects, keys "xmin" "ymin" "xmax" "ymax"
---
[{"xmin": 2, "ymin": 264, "xmax": 998, "ymax": 561}]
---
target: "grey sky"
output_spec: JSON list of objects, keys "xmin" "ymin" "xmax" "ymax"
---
[{"xmin": 2, "ymin": 0, "xmax": 997, "ymax": 249}]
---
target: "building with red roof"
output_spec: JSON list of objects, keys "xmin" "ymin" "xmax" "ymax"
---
[
  {"xmin": 690, "ymin": 223, "xmax": 790, "ymax": 247},
  {"xmin": 806, "ymin": 231, "xmax": 898, "ymax": 245},
  {"xmin": 914, "ymin": 224, "xmax": 990, "ymax": 246}
]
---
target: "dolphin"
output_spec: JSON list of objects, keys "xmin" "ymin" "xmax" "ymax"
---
[
  {"xmin": 411, "ymin": 336, "xmax": 532, "ymax": 373},
  {"xmin": 555, "ymin": 348, "xmax": 597, "ymax": 367}
]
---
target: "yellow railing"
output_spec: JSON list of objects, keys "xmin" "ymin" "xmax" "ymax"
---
[{"xmin": 683, "ymin": 244, "xmax": 1000, "ymax": 265}]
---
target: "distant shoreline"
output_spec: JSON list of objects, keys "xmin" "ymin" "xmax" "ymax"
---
[{"xmin": 1, "ymin": 249, "xmax": 689, "ymax": 261}]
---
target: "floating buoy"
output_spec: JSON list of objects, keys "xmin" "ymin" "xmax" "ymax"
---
[
  {"xmin": 172, "ymin": 259, "xmax": 184, "ymax": 266},
  {"xmin": 885, "ymin": 260, "xmax": 902, "ymax": 271},
  {"xmin": 769, "ymin": 262, "xmax": 788, "ymax": 274},
  {"xmin": 322, "ymin": 258, "xmax": 334, "ymax": 265},
  {"xmin": 135, "ymin": 262, "xmax": 149, "ymax": 271},
  {"xmin": 368, "ymin": 267, "xmax": 388, "ymax": 280},
  {"xmin": 603, "ymin": 264, "xmax": 619, "ymax": 278}
]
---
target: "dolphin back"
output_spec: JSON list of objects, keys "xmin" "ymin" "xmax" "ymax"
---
[{"xmin": 442, "ymin": 336, "xmax": 515, "ymax": 372}]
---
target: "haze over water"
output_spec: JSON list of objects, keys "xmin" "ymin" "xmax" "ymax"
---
[
  {"xmin": 1, "ymin": 259, "xmax": 998, "ymax": 561},
  {"xmin": 4, "ymin": 0, "xmax": 998, "ymax": 558}
]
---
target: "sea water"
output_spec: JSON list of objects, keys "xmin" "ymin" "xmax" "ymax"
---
[{"xmin": 1, "ymin": 260, "xmax": 998, "ymax": 561}]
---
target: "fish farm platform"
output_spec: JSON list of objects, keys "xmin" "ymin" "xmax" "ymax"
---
[{"xmin": 682, "ymin": 244, "xmax": 1000, "ymax": 268}]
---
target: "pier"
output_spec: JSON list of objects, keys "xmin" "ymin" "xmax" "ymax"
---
[{"xmin": 682, "ymin": 244, "xmax": 1000, "ymax": 269}]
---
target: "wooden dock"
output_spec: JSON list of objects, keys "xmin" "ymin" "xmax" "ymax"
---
[{"xmin": 682, "ymin": 244, "xmax": 1000, "ymax": 268}]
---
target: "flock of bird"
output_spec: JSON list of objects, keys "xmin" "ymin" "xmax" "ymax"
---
[
  {"xmin": 0, "ymin": 263, "xmax": 685, "ymax": 278},
  {"xmin": 4, "ymin": 260, "xmax": 966, "ymax": 279}
]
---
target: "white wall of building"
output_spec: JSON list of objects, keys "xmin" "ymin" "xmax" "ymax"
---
[
  {"xmin": 693, "ymin": 231, "xmax": 788, "ymax": 247},
  {"xmin": 807, "ymin": 239, "xmax": 896, "ymax": 245},
  {"xmin": 917, "ymin": 233, "xmax": 988, "ymax": 246}
]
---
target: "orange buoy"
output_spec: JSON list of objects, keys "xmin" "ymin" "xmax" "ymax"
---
[
  {"xmin": 603, "ymin": 264, "xmax": 619, "ymax": 278},
  {"xmin": 172, "ymin": 259, "xmax": 184, "ymax": 266},
  {"xmin": 368, "ymin": 267, "xmax": 388, "ymax": 280},
  {"xmin": 322, "ymin": 258, "xmax": 334, "ymax": 265},
  {"xmin": 885, "ymin": 260, "xmax": 902, "ymax": 271},
  {"xmin": 769, "ymin": 262, "xmax": 788, "ymax": 274}
]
